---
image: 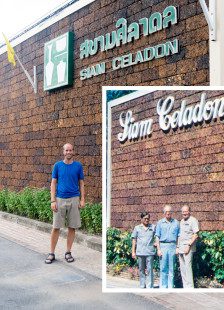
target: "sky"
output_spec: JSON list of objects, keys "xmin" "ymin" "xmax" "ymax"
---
[{"xmin": 0, "ymin": 0, "xmax": 70, "ymax": 44}]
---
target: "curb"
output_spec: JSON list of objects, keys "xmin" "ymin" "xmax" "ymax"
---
[{"xmin": 0, "ymin": 211, "xmax": 102, "ymax": 252}]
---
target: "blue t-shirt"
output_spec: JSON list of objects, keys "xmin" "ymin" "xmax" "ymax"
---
[{"xmin": 52, "ymin": 161, "xmax": 84, "ymax": 198}]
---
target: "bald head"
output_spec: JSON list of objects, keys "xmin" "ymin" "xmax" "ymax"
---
[
  {"xmin": 63, "ymin": 143, "xmax": 74, "ymax": 162},
  {"xmin": 181, "ymin": 205, "xmax": 191, "ymax": 220},
  {"xmin": 63, "ymin": 143, "xmax": 73, "ymax": 151},
  {"xmin": 163, "ymin": 204, "xmax": 172, "ymax": 221},
  {"xmin": 163, "ymin": 205, "xmax": 172, "ymax": 214},
  {"xmin": 181, "ymin": 205, "xmax": 190, "ymax": 212}
]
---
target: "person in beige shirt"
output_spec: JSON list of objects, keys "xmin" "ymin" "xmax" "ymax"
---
[{"xmin": 177, "ymin": 205, "xmax": 199, "ymax": 288}]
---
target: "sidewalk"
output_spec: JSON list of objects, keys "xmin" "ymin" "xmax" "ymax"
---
[
  {"xmin": 1, "ymin": 212, "xmax": 224, "ymax": 310},
  {"xmin": 106, "ymin": 275, "xmax": 224, "ymax": 310},
  {"xmin": 0, "ymin": 212, "xmax": 102, "ymax": 279}
]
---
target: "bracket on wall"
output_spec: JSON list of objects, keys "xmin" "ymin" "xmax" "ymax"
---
[{"xmin": 199, "ymin": 0, "xmax": 216, "ymax": 41}]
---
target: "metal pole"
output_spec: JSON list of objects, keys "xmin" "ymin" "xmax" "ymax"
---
[
  {"xmin": 209, "ymin": 0, "xmax": 224, "ymax": 85},
  {"xmin": 15, "ymin": 53, "xmax": 37, "ymax": 93},
  {"xmin": 33, "ymin": 66, "xmax": 37, "ymax": 94},
  {"xmin": 199, "ymin": 0, "xmax": 214, "ymax": 30},
  {"xmin": 199, "ymin": 0, "xmax": 216, "ymax": 41}
]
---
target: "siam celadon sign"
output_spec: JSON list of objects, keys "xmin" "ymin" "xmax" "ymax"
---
[
  {"xmin": 44, "ymin": 32, "xmax": 73, "ymax": 91},
  {"xmin": 117, "ymin": 93, "xmax": 224, "ymax": 143},
  {"xmin": 79, "ymin": 5, "xmax": 179, "ymax": 80}
]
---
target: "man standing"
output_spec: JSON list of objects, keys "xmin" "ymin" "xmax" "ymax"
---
[
  {"xmin": 45, "ymin": 143, "xmax": 85, "ymax": 264},
  {"xmin": 131, "ymin": 212, "xmax": 156, "ymax": 288},
  {"xmin": 177, "ymin": 205, "xmax": 199, "ymax": 288},
  {"xmin": 155, "ymin": 205, "xmax": 179, "ymax": 288}
]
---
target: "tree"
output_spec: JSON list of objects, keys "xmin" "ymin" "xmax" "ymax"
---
[{"xmin": 106, "ymin": 90, "xmax": 136, "ymax": 102}]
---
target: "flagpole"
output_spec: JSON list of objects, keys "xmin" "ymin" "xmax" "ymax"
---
[{"xmin": 14, "ymin": 53, "xmax": 37, "ymax": 94}]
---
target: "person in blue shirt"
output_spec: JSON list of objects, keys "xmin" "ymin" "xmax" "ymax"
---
[
  {"xmin": 155, "ymin": 205, "xmax": 179, "ymax": 288},
  {"xmin": 131, "ymin": 212, "xmax": 156, "ymax": 288},
  {"xmin": 45, "ymin": 143, "xmax": 85, "ymax": 264}
]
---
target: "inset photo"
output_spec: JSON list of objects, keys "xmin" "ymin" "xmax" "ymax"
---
[{"xmin": 102, "ymin": 87, "xmax": 224, "ymax": 292}]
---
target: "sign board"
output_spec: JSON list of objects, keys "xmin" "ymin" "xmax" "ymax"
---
[
  {"xmin": 44, "ymin": 32, "xmax": 73, "ymax": 91},
  {"xmin": 79, "ymin": 5, "xmax": 179, "ymax": 80}
]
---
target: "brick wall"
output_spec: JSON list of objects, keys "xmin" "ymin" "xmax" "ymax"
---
[
  {"xmin": 110, "ymin": 90, "xmax": 224, "ymax": 231},
  {"xmin": 0, "ymin": 0, "xmax": 209, "ymax": 202}
]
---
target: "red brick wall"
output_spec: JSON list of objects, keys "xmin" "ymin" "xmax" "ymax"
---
[
  {"xmin": 110, "ymin": 90, "xmax": 224, "ymax": 231},
  {"xmin": 0, "ymin": 0, "xmax": 209, "ymax": 201}
]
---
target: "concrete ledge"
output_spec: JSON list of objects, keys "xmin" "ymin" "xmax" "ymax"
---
[{"xmin": 0, "ymin": 211, "xmax": 102, "ymax": 252}]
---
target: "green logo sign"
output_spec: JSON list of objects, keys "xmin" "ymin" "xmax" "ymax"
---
[{"xmin": 44, "ymin": 32, "xmax": 73, "ymax": 91}]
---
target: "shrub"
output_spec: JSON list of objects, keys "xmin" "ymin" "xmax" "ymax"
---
[
  {"xmin": 0, "ymin": 188, "xmax": 101, "ymax": 234},
  {"xmin": 19, "ymin": 187, "xmax": 36, "ymax": 218},
  {"xmin": 106, "ymin": 227, "xmax": 224, "ymax": 285},
  {"xmin": 199, "ymin": 231, "xmax": 224, "ymax": 283},
  {"xmin": 0, "ymin": 189, "xmax": 8, "ymax": 211},
  {"xmin": 107, "ymin": 227, "xmax": 161, "ymax": 270},
  {"xmin": 80, "ymin": 202, "xmax": 102, "ymax": 234},
  {"xmin": 33, "ymin": 188, "xmax": 52, "ymax": 223},
  {"xmin": 192, "ymin": 234, "xmax": 212, "ymax": 280},
  {"xmin": 107, "ymin": 227, "xmax": 136, "ymax": 267},
  {"xmin": 5, "ymin": 191, "xmax": 21, "ymax": 215}
]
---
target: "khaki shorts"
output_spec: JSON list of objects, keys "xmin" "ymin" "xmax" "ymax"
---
[{"xmin": 53, "ymin": 197, "xmax": 81, "ymax": 229}]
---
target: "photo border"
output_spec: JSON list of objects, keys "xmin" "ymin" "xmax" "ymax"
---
[{"xmin": 102, "ymin": 85, "xmax": 224, "ymax": 293}]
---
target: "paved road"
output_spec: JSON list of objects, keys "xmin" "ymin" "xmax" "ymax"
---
[
  {"xmin": 0, "ymin": 215, "xmax": 224, "ymax": 310},
  {"xmin": 0, "ymin": 236, "xmax": 166, "ymax": 310}
]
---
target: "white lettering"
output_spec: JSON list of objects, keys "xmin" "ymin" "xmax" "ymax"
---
[
  {"xmin": 112, "ymin": 57, "xmax": 121, "ymax": 70},
  {"xmin": 156, "ymin": 93, "xmax": 224, "ymax": 131},
  {"xmin": 218, "ymin": 99, "xmax": 224, "ymax": 117},
  {"xmin": 118, "ymin": 94, "xmax": 224, "ymax": 145},
  {"xmin": 118, "ymin": 111, "xmax": 153, "ymax": 143},
  {"xmin": 157, "ymin": 96, "xmax": 174, "ymax": 130},
  {"xmin": 203, "ymin": 101, "xmax": 214, "ymax": 121},
  {"xmin": 182, "ymin": 106, "xmax": 193, "ymax": 126},
  {"xmin": 80, "ymin": 62, "xmax": 106, "ymax": 80}
]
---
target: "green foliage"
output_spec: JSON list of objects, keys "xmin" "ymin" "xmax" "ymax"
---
[
  {"xmin": 5, "ymin": 191, "xmax": 20, "ymax": 215},
  {"xmin": 192, "ymin": 234, "xmax": 212, "ymax": 280},
  {"xmin": 80, "ymin": 202, "xmax": 102, "ymax": 234},
  {"xmin": 33, "ymin": 188, "xmax": 52, "ymax": 223},
  {"xmin": 19, "ymin": 187, "xmax": 37, "ymax": 218},
  {"xmin": 106, "ymin": 90, "xmax": 136, "ymax": 102},
  {"xmin": 106, "ymin": 227, "xmax": 224, "ymax": 285},
  {"xmin": 107, "ymin": 227, "xmax": 136, "ymax": 267},
  {"xmin": 0, "ymin": 188, "xmax": 101, "ymax": 234},
  {"xmin": 0, "ymin": 189, "xmax": 8, "ymax": 211},
  {"xmin": 198, "ymin": 231, "xmax": 224, "ymax": 283},
  {"xmin": 107, "ymin": 227, "xmax": 159, "ymax": 271}
]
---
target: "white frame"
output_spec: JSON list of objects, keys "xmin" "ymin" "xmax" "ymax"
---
[
  {"xmin": 104, "ymin": 90, "xmax": 155, "ymax": 228},
  {"xmin": 102, "ymin": 85, "xmax": 224, "ymax": 293}
]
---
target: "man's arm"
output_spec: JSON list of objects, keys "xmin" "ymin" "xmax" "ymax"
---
[
  {"xmin": 156, "ymin": 236, "xmax": 162, "ymax": 257},
  {"xmin": 184, "ymin": 233, "xmax": 198, "ymax": 254},
  {"xmin": 189, "ymin": 233, "xmax": 198, "ymax": 246},
  {"xmin": 190, "ymin": 219, "xmax": 199, "ymax": 246},
  {"xmin": 184, "ymin": 219, "xmax": 199, "ymax": 254},
  {"xmin": 132, "ymin": 238, "xmax": 137, "ymax": 259},
  {"xmin": 79, "ymin": 179, "xmax": 85, "ymax": 208},
  {"xmin": 188, "ymin": 233, "xmax": 198, "ymax": 247},
  {"xmin": 176, "ymin": 236, "xmax": 179, "ymax": 255},
  {"xmin": 176, "ymin": 222, "xmax": 180, "ymax": 255},
  {"xmin": 50, "ymin": 178, "xmax": 57, "ymax": 212},
  {"xmin": 155, "ymin": 222, "xmax": 162, "ymax": 256}
]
